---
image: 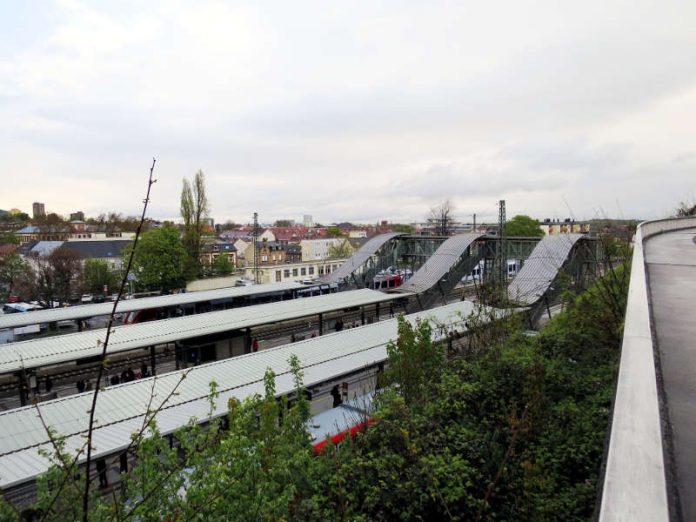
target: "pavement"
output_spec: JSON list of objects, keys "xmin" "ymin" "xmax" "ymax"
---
[{"xmin": 644, "ymin": 227, "xmax": 696, "ymax": 521}]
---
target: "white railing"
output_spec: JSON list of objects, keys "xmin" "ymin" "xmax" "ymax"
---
[{"xmin": 600, "ymin": 216, "xmax": 696, "ymax": 521}]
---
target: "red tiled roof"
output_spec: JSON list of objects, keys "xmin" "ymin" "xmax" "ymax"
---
[{"xmin": 0, "ymin": 244, "xmax": 19, "ymax": 256}]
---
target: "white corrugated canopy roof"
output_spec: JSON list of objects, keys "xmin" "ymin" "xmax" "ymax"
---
[
  {"xmin": 0, "ymin": 300, "xmax": 491, "ymax": 489},
  {"xmin": 321, "ymin": 233, "xmax": 405, "ymax": 283},
  {"xmin": 0, "ymin": 290, "xmax": 410, "ymax": 375},
  {"xmin": 0, "ymin": 282, "xmax": 307, "ymax": 330},
  {"xmin": 507, "ymin": 234, "xmax": 585, "ymax": 305},
  {"xmin": 397, "ymin": 234, "xmax": 483, "ymax": 294}
]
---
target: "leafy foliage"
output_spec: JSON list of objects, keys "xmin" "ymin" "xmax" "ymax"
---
[
  {"xmin": 82, "ymin": 259, "xmax": 118, "ymax": 295},
  {"xmin": 212, "ymin": 252, "xmax": 234, "ymax": 275},
  {"xmin": 391, "ymin": 223, "xmax": 414, "ymax": 234},
  {"xmin": 180, "ymin": 170, "xmax": 210, "ymax": 277},
  {"xmin": 0, "ymin": 252, "xmax": 27, "ymax": 300},
  {"xmin": 326, "ymin": 226, "xmax": 343, "ymax": 237},
  {"xmin": 675, "ymin": 200, "xmax": 696, "ymax": 217},
  {"xmin": 327, "ymin": 239, "xmax": 353, "ymax": 259},
  {"xmin": 505, "ymin": 214, "xmax": 544, "ymax": 237},
  {"xmin": 125, "ymin": 225, "xmax": 189, "ymax": 291}
]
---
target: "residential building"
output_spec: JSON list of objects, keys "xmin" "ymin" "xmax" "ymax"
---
[
  {"xmin": 270, "ymin": 226, "xmax": 308, "ymax": 244},
  {"xmin": 244, "ymin": 259, "xmax": 347, "ymax": 284},
  {"xmin": 0, "ymin": 244, "xmax": 18, "ymax": 257},
  {"xmin": 58, "ymin": 240, "xmax": 132, "ymax": 270},
  {"xmin": 299, "ymin": 238, "xmax": 347, "ymax": 262},
  {"xmin": 232, "ymin": 239, "xmax": 250, "ymax": 263},
  {"xmin": 285, "ymin": 244, "xmax": 302, "ymax": 263},
  {"xmin": 200, "ymin": 242, "xmax": 237, "ymax": 267},
  {"xmin": 16, "ymin": 225, "xmax": 70, "ymax": 245},
  {"xmin": 20, "ymin": 239, "xmax": 132, "ymax": 270},
  {"xmin": 539, "ymin": 219, "xmax": 591, "ymax": 236},
  {"xmin": 243, "ymin": 241, "xmax": 286, "ymax": 266}
]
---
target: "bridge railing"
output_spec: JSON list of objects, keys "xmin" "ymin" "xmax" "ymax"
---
[{"xmin": 600, "ymin": 216, "xmax": 696, "ymax": 521}]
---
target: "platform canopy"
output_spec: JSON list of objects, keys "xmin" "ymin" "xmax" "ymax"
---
[
  {"xmin": 0, "ymin": 289, "xmax": 410, "ymax": 375},
  {"xmin": 0, "ymin": 282, "xmax": 308, "ymax": 330},
  {"xmin": 0, "ymin": 300, "xmax": 494, "ymax": 489}
]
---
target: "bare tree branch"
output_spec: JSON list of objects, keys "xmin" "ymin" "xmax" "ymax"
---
[{"xmin": 82, "ymin": 158, "xmax": 157, "ymax": 519}]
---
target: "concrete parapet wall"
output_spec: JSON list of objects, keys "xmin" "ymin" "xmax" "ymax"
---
[{"xmin": 600, "ymin": 217, "xmax": 696, "ymax": 521}]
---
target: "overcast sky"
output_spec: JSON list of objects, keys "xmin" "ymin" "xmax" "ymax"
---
[{"xmin": 1, "ymin": 0, "xmax": 695, "ymax": 225}]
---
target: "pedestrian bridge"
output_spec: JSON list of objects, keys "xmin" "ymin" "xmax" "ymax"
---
[
  {"xmin": 506, "ymin": 233, "xmax": 586, "ymax": 306},
  {"xmin": 320, "ymin": 232, "xmax": 405, "ymax": 286},
  {"xmin": 600, "ymin": 216, "xmax": 696, "ymax": 521}
]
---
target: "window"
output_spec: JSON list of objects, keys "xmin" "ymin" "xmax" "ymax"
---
[
  {"xmin": 262, "ymin": 255, "xmax": 268, "ymax": 262},
  {"xmin": 319, "ymin": 266, "xmax": 324, "ymax": 275},
  {"xmin": 308, "ymin": 267, "xmax": 314, "ymax": 275},
  {"xmin": 301, "ymin": 267, "xmax": 306, "ymax": 276},
  {"xmin": 284, "ymin": 269, "xmax": 290, "ymax": 278},
  {"xmin": 293, "ymin": 268, "xmax": 298, "ymax": 276},
  {"xmin": 275, "ymin": 270, "xmax": 282, "ymax": 282}
]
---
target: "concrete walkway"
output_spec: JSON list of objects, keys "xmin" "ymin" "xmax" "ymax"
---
[{"xmin": 644, "ymin": 227, "xmax": 696, "ymax": 521}]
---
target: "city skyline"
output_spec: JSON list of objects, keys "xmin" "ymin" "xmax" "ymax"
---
[{"xmin": 1, "ymin": 1, "xmax": 695, "ymax": 224}]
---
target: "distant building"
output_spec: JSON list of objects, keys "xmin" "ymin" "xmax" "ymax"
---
[
  {"xmin": 0, "ymin": 244, "xmax": 18, "ymax": 257},
  {"xmin": 299, "ymin": 238, "xmax": 346, "ymax": 262},
  {"xmin": 200, "ymin": 242, "xmax": 237, "ymax": 267},
  {"xmin": 303, "ymin": 214, "xmax": 313, "ymax": 227},
  {"xmin": 63, "ymin": 240, "xmax": 132, "ymax": 270},
  {"xmin": 69, "ymin": 211, "xmax": 85, "ymax": 221},
  {"xmin": 32, "ymin": 202, "xmax": 45, "ymax": 219},
  {"xmin": 16, "ymin": 225, "xmax": 70, "ymax": 244},
  {"xmin": 270, "ymin": 226, "xmax": 308, "ymax": 244},
  {"xmin": 232, "ymin": 238, "xmax": 251, "ymax": 262},
  {"xmin": 539, "ymin": 219, "xmax": 591, "ymax": 236},
  {"xmin": 245, "ymin": 259, "xmax": 347, "ymax": 284},
  {"xmin": 285, "ymin": 244, "xmax": 302, "ymax": 263},
  {"xmin": 243, "ymin": 241, "xmax": 286, "ymax": 266}
]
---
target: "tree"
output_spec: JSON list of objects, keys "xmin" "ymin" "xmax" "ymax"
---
[
  {"xmin": 0, "ymin": 231, "xmax": 19, "ymax": 244},
  {"xmin": 212, "ymin": 252, "xmax": 234, "ymax": 275},
  {"xmin": 675, "ymin": 200, "xmax": 696, "ymax": 217},
  {"xmin": 391, "ymin": 223, "xmax": 414, "ymax": 234},
  {"xmin": 126, "ymin": 225, "xmax": 189, "ymax": 291},
  {"xmin": 0, "ymin": 252, "xmax": 27, "ymax": 300},
  {"xmin": 28, "ymin": 247, "xmax": 83, "ymax": 304},
  {"xmin": 385, "ymin": 316, "xmax": 443, "ymax": 410},
  {"xmin": 273, "ymin": 219, "xmax": 293, "ymax": 227},
  {"xmin": 327, "ymin": 239, "xmax": 353, "ymax": 259},
  {"xmin": 218, "ymin": 220, "xmax": 238, "ymax": 231},
  {"xmin": 429, "ymin": 199, "xmax": 455, "ymax": 235},
  {"xmin": 326, "ymin": 226, "xmax": 343, "ymax": 237},
  {"xmin": 181, "ymin": 170, "xmax": 210, "ymax": 277},
  {"xmin": 83, "ymin": 259, "xmax": 118, "ymax": 295},
  {"xmin": 505, "ymin": 215, "xmax": 544, "ymax": 237},
  {"xmin": 49, "ymin": 247, "xmax": 84, "ymax": 303},
  {"xmin": 33, "ymin": 212, "xmax": 66, "ymax": 227}
]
